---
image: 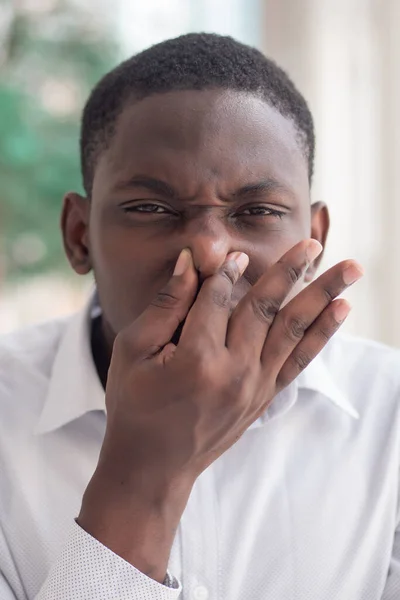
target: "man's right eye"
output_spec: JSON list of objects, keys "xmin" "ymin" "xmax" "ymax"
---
[{"xmin": 123, "ymin": 203, "xmax": 170, "ymax": 214}]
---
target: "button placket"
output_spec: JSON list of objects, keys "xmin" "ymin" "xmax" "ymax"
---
[{"xmin": 179, "ymin": 466, "xmax": 220, "ymax": 599}]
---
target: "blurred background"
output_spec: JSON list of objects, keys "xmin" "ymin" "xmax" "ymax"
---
[{"xmin": 0, "ymin": 0, "xmax": 399, "ymax": 347}]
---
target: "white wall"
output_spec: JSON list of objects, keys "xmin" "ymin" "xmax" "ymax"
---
[
  {"xmin": 116, "ymin": 0, "xmax": 261, "ymax": 56},
  {"xmin": 264, "ymin": 0, "xmax": 400, "ymax": 347}
]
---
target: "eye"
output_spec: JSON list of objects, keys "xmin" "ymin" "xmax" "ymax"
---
[
  {"xmin": 122, "ymin": 203, "xmax": 172, "ymax": 214},
  {"xmin": 237, "ymin": 205, "xmax": 286, "ymax": 218}
]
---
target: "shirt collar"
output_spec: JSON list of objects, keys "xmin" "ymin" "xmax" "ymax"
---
[
  {"xmin": 296, "ymin": 353, "xmax": 360, "ymax": 419},
  {"xmin": 35, "ymin": 299, "xmax": 105, "ymax": 435},
  {"xmin": 35, "ymin": 298, "xmax": 359, "ymax": 435},
  {"xmin": 251, "ymin": 348, "xmax": 359, "ymax": 428}
]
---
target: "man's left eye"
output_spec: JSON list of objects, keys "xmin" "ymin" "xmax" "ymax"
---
[{"xmin": 238, "ymin": 206, "xmax": 285, "ymax": 218}]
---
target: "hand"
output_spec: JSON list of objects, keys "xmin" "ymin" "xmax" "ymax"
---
[
  {"xmin": 102, "ymin": 240, "xmax": 362, "ymax": 477},
  {"xmin": 79, "ymin": 240, "xmax": 363, "ymax": 581}
]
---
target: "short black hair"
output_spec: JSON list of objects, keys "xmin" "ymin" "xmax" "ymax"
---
[{"xmin": 80, "ymin": 32, "xmax": 315, "ymax": 195}]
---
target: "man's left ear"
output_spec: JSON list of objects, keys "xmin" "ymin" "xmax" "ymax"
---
[{"xmin": 305, "ymin": 201, "xmax": 330, "ymax": 283}]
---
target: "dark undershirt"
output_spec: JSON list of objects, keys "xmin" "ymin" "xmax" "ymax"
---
[{"xmin": 90, "ymin": 315, "xmax": 110, "ymax": 390}]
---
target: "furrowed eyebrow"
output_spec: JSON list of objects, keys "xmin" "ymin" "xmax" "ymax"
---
[
  {"xmin": 116, "ymin": 175, "xmax": 178, "ymax": 199},
  {"xmin": 115, "ymin": 175, "xmax": 291, "ymax": 203},
  {"xmin": 232, "ymin": 179, "xmax": 288, "ymax": 199}
]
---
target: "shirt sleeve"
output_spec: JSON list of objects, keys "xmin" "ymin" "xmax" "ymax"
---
[{"xmin": 36, "ymin": 521, "xmax": 182, "ymax": 600}]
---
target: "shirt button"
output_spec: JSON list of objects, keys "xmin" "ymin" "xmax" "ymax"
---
[{"xmin": 192, "ymin": 585, "xmax": 209, "ymax": 600}]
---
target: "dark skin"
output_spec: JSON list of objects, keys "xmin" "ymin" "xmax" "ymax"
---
[{"xmin": 62, "ymin": 89, "xmax": 363, "ymax": 583}]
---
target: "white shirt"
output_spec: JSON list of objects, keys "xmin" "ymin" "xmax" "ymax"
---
[{"xmin": 0, "ymin": 298, "xmax": 400, "ymax": 600}]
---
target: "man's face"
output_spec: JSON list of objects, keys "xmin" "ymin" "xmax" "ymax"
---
[{"xmin": 64, "ymin": 89, "xmax": 327, "ymax": 342}]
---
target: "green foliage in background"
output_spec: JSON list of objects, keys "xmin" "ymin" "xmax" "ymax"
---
[{"xmin": 0, "ymin": 0, "xmax": 117, "ymax": 280}]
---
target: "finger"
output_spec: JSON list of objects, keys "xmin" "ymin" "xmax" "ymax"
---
[
  {"xmin": 178, "ymin": 251, "xmax": 249, "ymax": 350},
  {"xmin": 261, "ymin": 259, "xmax": 364, "ymax": 367},
  {"xmin": 123, "ymin": 249, "xmax": 198, "ymax": 359},
  {"xmin": 276, "ymin": 298, "xmax": 352, "ymax": 389},
  {"xmin": 226, "ymin": 239, "xmax": 323, "ymax": 357}
]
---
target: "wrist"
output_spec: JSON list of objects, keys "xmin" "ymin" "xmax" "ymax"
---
[
  {"xmin": 80, "ymin": 460, "xmax": 193, "ymax": 523},
  {"xmin": 77, "ymin": 462, "xmax": 193, "ymax": 583}
]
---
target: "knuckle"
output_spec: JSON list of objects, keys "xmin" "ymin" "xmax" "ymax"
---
[
  {"xmin": 292, "ymin": 348, "xmax": 312, "ymax": 372},
  {"xmin": 317, "ymin": 317, "xmax": 339, "ymax": 342},
  {"xmin": 190, "ymin": 351, "xmax": 216, "ymax": 381},
  {"xmin": 151, "ymin": 291, "xmax": 180, "ymax": 310},
  {"xmin": 282, "ymin": 314, "xmax": 308, "ymax": 342},
  {"xmin": 321, "ymin": 285, "xmax": 336, "ymax": 303},
  {"xmin": 251, "ymin": 295, "xmax": 281, "ymax": 324},
  {"xmin": 278, "ymin": 260, "xmax": 303, "ymax": 285},
  {"xmin": 211, "ymin": 288, "xmax": 231, "ymax": 309},
  {"xmin": 316, "ymin": 326, "xmax": 331, "ymax": 343},
  {"xmin": 219, "ymin": 262, "xmax": 239, "ymax": 286}
]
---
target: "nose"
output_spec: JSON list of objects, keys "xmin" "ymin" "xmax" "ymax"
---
[{"xmin": 182, "ymin": 211, "xmax": 233, "ymax": 280}]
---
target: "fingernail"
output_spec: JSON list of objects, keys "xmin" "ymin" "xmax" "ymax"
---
[
  {"xmin": 173, "ymin": 249, "xmax": 192, "ymax": 276},
  {"xmin": 343, "ymin": 263, "xmax": 364, "ymax": 285},
  {"xmin": 334, "ymin": 300, "xmax": 352, "ymax": 323},
  {"xmin": 306, "ymin": 239, "xmax": 323, "ymax": 263},
  {"xmin": 229, "ymin": 252, "xmax": 249, "ymax": 275}
]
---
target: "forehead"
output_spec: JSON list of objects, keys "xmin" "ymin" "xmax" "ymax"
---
[{"xmin": 93, "ymin": 89, "xmax": 309, "ymax": 199}]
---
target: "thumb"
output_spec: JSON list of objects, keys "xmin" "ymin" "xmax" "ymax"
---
[{"xmin": 124, "ymin": 249, "xmax": 198, "ymax": 359}]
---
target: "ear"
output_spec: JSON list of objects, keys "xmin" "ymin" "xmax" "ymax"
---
[
  {"xmin": 61, "ymin": 192, "xmax": 92, "ymax": 275},
  {"xmin": 305, "ymin": 201, "xmax": 330, "ymax": 283}
]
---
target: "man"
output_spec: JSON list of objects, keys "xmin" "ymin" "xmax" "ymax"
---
[{"xmin": 0, "ymin": 32, "xmax": 399, "ymax": 599}]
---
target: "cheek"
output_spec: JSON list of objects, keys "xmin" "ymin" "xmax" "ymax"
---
[
  {"xmin": 89, "ymin": 209, "xmax": 149, "ymax": 286},
  {"xmin": 89, "ymin": 215, "xmax": 179, "ymax": 331}
]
